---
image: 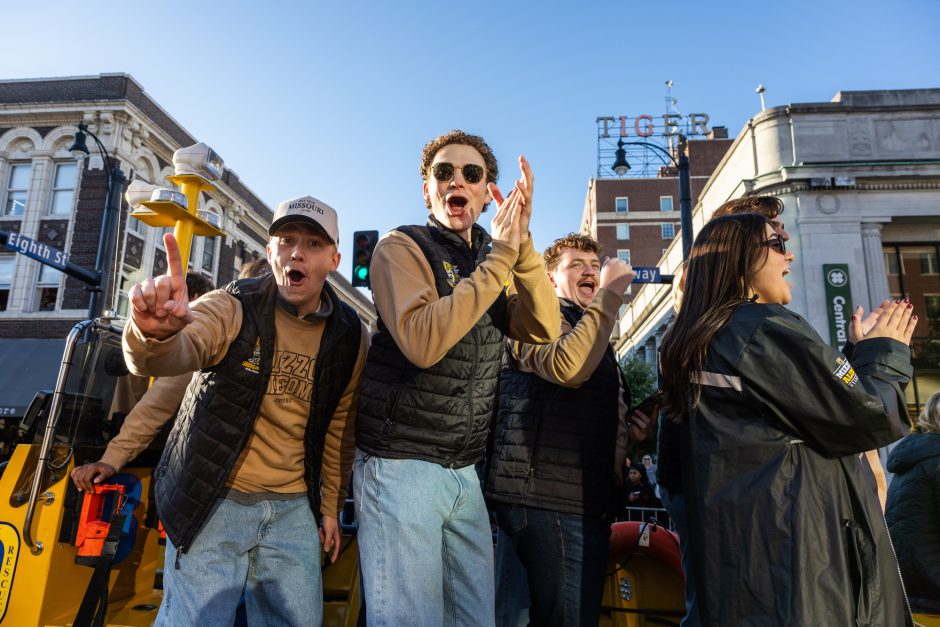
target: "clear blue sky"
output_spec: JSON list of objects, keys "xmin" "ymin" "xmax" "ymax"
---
[{"xmin": 5, "ymin": 0, "xmax": 939, "ymax": 280}]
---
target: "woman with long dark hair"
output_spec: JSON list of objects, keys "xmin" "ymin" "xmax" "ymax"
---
[{"xmin": 659, "ymin": 213, "xmax": 917, "ymax": 626}]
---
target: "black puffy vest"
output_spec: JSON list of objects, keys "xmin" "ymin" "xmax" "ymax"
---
[
  {"xmin": 486, "ymin": 300, "xmax": 627, "ymax": 517},
  {"xmin": 356, "ymin": 221, "xmax": 507, "ymax": 468},
  {"xmin": 154, "ymin": 275, "xmax": 362, "ymax": 552}
]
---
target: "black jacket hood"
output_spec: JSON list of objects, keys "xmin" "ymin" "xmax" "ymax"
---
[{"xmin": 887, "ymin": 432, "xmax": 940, "ymax": 474}]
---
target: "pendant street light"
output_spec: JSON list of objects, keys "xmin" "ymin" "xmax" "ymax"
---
[
  {"xmin": 612, "ymin": 139, "xmax": 631, "ymax": 176},
  {"xmin": 611, "ymin": 139, "xmax": 693, "ymax": 261},
  {"xmin": 69, "ymin": 123, "xmax": 126, "ymax": 319}
]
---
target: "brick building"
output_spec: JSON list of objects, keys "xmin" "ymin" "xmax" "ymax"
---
[
  {"xmin": 580, "ymin": 129, "xmax": 732, "ymax": 304},
  {"xmin": 0, "ymin": 74, "xmax": 374, "ymax": 417}
]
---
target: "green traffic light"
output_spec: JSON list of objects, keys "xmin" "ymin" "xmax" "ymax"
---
[{"xmin": 355, "ymin": 265, "xmax": 369, "ymax": 281}]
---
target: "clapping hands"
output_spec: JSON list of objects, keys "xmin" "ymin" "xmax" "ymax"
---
[
  {"xmin": 489, "ymin": 156, "xmax": 534, "ymax": 251},
  {"xmin": 852, "ymin": 298, "xmax": 918, "ymax": 345}
]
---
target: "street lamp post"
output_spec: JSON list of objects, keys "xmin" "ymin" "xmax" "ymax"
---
[
  {"xmin": 612, "ymin": 138, "xmax": 694, "ymax": 261},
  {"xmin": 69, "ymin": 123, "xmax": 126, "ymax": 319}
]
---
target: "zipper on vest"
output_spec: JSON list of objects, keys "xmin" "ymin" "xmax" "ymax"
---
[
  {"xmin": 175, "ymin": 545, "xmax": 185, "ymax": 569},
  {"xmin": 454, "ymin": 327, "xmax": 480, "ymax": 466},
  {"xmin": 383, "ymin": 384, "xmax": 404, "ymax": 435},
  {"xmin": 527, "ymin": 407, "xmax": 547, "ymax": 487}
]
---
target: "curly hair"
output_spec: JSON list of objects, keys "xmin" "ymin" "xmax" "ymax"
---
[
  {"xmin": 543, "ymin": 233, "xmax": 603, "ymax": 272},
  {"xmin": 918, "ymin": 392, "xmax": 940, "ymax": 434},
  {"xmin": 185, "ymin": 273, "xmax": 215, "ymax": 300},
  {"xmin": 420, "ymin": 130, "xmax": 499, "ymax": 209},
  {"xmin": 711, "ymin": 196, "xmax": 784, "ymax": 220},
  {"xmin": 239, "ymin": 256, "xmax": 272, "ymax": 279}
]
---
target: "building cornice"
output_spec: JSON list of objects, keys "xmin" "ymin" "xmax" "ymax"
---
[{"xmin": 754, "ymin": 179, "xmax": 940, "ymax": 196}]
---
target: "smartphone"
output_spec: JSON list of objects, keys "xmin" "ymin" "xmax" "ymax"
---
[{"xmin": 631, "ymin": 390, "xmax": 662, "ymax": 417}]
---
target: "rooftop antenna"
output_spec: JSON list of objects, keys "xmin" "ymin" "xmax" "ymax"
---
[
  {"xmin": 665, "ymin": 80, "xmax": 681, "ymax": 151},
  {"xmin": 665, "ymin": 80, "xmax": 679, "ymax": 112},
  {"xmin": 756, "ymin": 84, "xmax": 767, "ymax": 112}
]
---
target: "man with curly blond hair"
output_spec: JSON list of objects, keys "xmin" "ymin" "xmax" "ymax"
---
[
  {"xmin": 354, "ymin": 130, "xmax": 560, "ymax": 625},
  {"xmin": 486, "ymin": 232, "xmax": 653, "ymax": 627}
]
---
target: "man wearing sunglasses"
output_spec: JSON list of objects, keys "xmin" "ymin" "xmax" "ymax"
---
[{"xmin": 354, "ymin": 130, "xmax": 560, "ymax": 626}]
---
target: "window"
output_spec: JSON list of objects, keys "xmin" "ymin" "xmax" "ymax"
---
[
  {"xmin": 48, "ymin": 162, "xmax": 77, "ymax": 216},
  {"xmin": 35, "ymin": 264, "xmax": 62, "ymax": 311},
  {"xmin": 0, "ymin": 255, "xmax": 13, "ymax": 310},
  {"xmin": 127, "ymin": 174, "xmax": 150, "ymax": 234},
  {"xmin": 660, "ymin": 196, "xmax": 674, "ymax": 212},
  {"xmin": 3, "ymin": 164, "xmax": 31, "ymax": 217},
  {"xmin": 617, "ymin": 249, "xmax": 631, "ymax": 264},
  {"xmin": 884, "ymin": 251, "xmax": 899, "ymax": 275},
  {"xmin": 661, "ymin": 223, "xmax": 676, "ymax": 239},
  {"xmin": 921, "ymin": 250, "xmax": 939, "ymax": 275},
  {"xmin": 615, "ymin": 197, "xmax": 629, "ymax": 213},
  {"xmin": 128, "ymin": 212, "xmax": 147, "ymax": 234},
  {"xmin": 925, "ymin": 294, "xmax": 940, "ymax": 332},
  {"xmin": 202, "ymin": 237, "xmax": 216, "ymax": 273},
  {"xmin": 116, "ymin": 274, "xmax": 131, "ymax": 317},
  {"xmin": 616, "ymin": 224, "xmax": 630, "ymax": 240}
]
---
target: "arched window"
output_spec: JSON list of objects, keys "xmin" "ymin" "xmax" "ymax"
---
[{"xmin": 3, "ymin": 163, "xmax": 31, "ymax": 216}]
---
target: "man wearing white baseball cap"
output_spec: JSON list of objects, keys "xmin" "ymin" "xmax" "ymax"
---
[
  {"xmin": 269, "ymin": 195, "xmax": 340, "ymax": 243},
  {"xmin": 121, "ymin": 194, "xmax": 367, "ymax": 626}
]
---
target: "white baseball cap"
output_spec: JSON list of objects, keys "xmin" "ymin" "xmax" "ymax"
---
[{"xmin": 269, "ymin": 195, "xmax": 339, "ymax": 244}]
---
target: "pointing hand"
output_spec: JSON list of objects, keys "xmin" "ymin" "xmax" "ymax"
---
[{"xmin": 129, "ymin": 233, "xmax": 193, "ymax": 338}]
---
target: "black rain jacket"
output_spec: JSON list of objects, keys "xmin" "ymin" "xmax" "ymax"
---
[{"xmin": 681, "ymin": 303, "xmax": 913, "ymax": 626}]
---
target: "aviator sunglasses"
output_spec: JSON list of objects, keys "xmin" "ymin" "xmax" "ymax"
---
[
  {"xmin": 431, "ymin": 162, "xmax": 486, "ymax": 185},
  {"xmin": 760, "ymin": 234, "xmax": 787, "ymax": 255}
]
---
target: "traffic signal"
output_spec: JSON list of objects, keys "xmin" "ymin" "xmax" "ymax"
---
[{"xmin": 351, "ymin": 230, "xmax": 379, "ymax": 288}]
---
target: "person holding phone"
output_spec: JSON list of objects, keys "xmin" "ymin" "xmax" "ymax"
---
[
  {"xmin": 625, "ymin": 462, "xmax": 658, "ymax": 507},
  {"xmin": 486, "ymin": 233, "xmax": 654, "ymax": 627},
  {"xmin": 659, "ymin": 213, "xmax": 916, "ymax": 626}
]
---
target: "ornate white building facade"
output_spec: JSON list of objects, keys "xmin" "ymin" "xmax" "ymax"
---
[
  {"xmin": 0, "ymin": 73, "xmax": 374, "ymax": 340},
  {"xmin": 616, "ymin": 89, "xmax": 940, "ymax": 412},
  {"xmin": 0, "ymin": 74, "xmax": 374, "ymax": 417}
]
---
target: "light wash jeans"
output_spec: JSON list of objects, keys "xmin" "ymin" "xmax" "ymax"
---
[
  {"xmin": 156, "ymin": 496, "xmax": 322, "ymax": 627},
  {"xmin": 354, "ymin": 450, "xmax": 496, "ymax": 627}
]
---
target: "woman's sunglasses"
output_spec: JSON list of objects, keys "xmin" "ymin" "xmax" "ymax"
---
[
  {"xmin": 431, "ymin": 162, "xmax": 486, "ymax": 185},
  {"xmin": 760, "ymin": 234, "xmax": 787, "ymax": 255}
]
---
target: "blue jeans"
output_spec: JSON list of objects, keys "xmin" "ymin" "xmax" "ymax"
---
[
  {"xmin": 157, "ymin": 496, "xmax": 322, "ymax": 627},
  {"xmin": 659, "ymin": 488, "xmax": 700, "ymax": 627},
  {"xmin": 354, "ymin": 450, "xmax": 495, "ymax": 627},
  {"xmin": 494, "ymin": 528, "xmax": 530, "ymax": 627},
  {"xmin": 494, "ymin": 503, "xmax": 610, "ymax": 627}
]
